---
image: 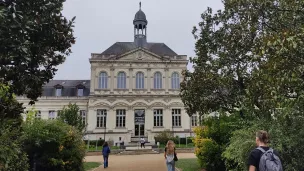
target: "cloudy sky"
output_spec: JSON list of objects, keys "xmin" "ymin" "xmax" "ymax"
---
[{"xmin": 54, "ymin": 0, "xmax": 223, "ymax": 79}]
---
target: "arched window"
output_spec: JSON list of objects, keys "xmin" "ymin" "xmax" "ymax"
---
[
  {"xmin": 153, "ymin": 72, "xmax": 162, "ymax": 89},
  {"xmin": 171, "ymin": 72, "xmax": 180, "ymax": 89},
  {"xmin": 99, "ymin": 72, "xmax": 108, "ymax": 89},
  {"xmin": 117, "ymin": 72, "xmax": 126, "ymax": 89},
  {"xmin": 136, "ymin": 72, "xmax": 144, "ymax": 89}
]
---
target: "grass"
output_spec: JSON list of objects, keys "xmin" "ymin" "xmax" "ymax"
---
[
  {"xmin": 84, "ymin": 162, "xmax": 101, "ymax": 171},
  {"xmin": 87, "ymin": 145, "xmax": 120, "ymax": 151},
  {"xmin": 176, "ymin": 158, "xmax": 201, "ymax": 171}
]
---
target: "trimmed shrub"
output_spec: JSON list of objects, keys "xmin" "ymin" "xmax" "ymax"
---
[
  {"xmin": 22, "ymin": 119, "xmax": 86, "ymax": 171},
  {"xmin": 154, "ymin": 131, "xmax": 178, "ymax": 145},
  {"xmin": 193, "ymin": 128, "xmax": 225, "ymax": 171}
]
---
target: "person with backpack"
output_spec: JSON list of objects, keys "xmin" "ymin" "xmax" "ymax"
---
[
  {"xmin": 164, "ymin": 140, "xmax": 178, "ymax": 171},
  {"xmin": 102, "ymin": 142, "xmax": 111, "ymax": 168},
  {"xmin": 248, "ymin": 130, "xmax": 283, "ymax": 171}
]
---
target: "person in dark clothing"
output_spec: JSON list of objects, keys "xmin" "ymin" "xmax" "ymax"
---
[
  {"xmin": 248, "ymin": 130, "xmax": 280, "ymax": 171},
  {"xmin": 102, "ymin": 142, "xmax": 111, "ymax": 168}
]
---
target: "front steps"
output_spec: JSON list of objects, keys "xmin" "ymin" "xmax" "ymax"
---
[{"xmin": 118, "ymin": 148, "xmax": 159, "ymax": 155}]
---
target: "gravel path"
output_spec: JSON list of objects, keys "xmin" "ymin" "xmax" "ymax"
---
[{"xmin": 85, "ymin": 153, "xmax": 196, "ymax": 171}]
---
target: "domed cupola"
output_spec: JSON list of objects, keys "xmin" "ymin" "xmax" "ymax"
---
[{"xmin": 133, "ymin": 2, "xmax": 148, "ymax": 47}]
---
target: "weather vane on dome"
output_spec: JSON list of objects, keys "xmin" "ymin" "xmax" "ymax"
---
[{"xmin": 139, "ymin": 2, "xmax": 141, "ymax": 10}]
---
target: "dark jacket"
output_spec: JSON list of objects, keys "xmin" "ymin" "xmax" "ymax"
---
[{"xmin": 102, "ymin": 146, "xmax": 110, "ymax": 157}]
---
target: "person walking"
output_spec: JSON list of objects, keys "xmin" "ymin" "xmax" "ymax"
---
[
  {"xmin": 140, "ymin": 137, "xmax": 145, "ymax": 148},
  {"xmin": 102, "ymin": 142, "xmax": 111, "ymax": 168},
  {"xmin": 248, "ymin": 130, "xmax": 283, "ymax": 171},
  {"xmin": 164, "ymin": 140, "xmax": 178, "ymax": 171}
]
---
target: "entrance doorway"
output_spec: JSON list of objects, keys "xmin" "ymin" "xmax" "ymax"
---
[
  {"xmin": 134, "ymin": 109, "xmax": 145, "ymax": 137},
  {"xmin": 135, "ymin": 124, "xmax": 145, "ymax": 136}
]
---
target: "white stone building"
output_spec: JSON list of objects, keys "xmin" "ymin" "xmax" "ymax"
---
[{"xmin": 17, "ymin": 5, "xmax": 197, "ymax": 145}]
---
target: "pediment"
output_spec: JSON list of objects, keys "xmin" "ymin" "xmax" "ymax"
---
[{"xmin": 117, "ymin": 49, "xmax": 168, "ymax": 61}]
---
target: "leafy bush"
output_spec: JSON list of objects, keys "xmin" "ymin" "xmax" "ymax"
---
[
  {"xmin": 0, "ymin": 84, "xmax": 29, "ymax": 171},
  {"xmin": 84, "ymin": 139, "xmax": 105, "ymax": 147},
  {"xmin": 58, "ymin": 103, "xmax": 86, "ymax": 132},
  {"xmin": 178, "ymin": 137, "xmax": 193, "ymax": 144},
  {"xmin": 193, "ymin": 114, "xmax": 244, "ymax": 171},
  {"xmin": 193, "ymin": 127, "xmax": 225, "ymax": 171},
  {"xmin": 22, "ymin": 119, "xmax": 86, "ymax": 171},
  {"xmin": 154, "ymin": 131, "xmax": 178, "ymax": 145},
  {"xmin": 223, "ymin": 111, "xmax": 304, "ymax": 171}
]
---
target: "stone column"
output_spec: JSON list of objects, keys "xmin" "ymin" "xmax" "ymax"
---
[
  {"xmin": 107, "ymin": 108, "xmax": 116, "ymax": 130},
  {"xmin": 87, "ymin": 109, "xmax": 96, "ymax": 132},
  {"xmin": 129, "ymin": 68, "xmax": 133, "ymax": 93},
  {"xmin": 110, "ymin": 67, "xmax": 114, "ymax": 93},
  {"xmin": 163, "ymin": 107, "xmax": 172, "ymax": 130},
  {"xmin": 90, "ymin": 66, "xmax": 96, "ymax": 95},
  {"xmin": 147, "ymin": 68, "xmax": 151, "ymax": 93},
  {"xmin": 165, "ymin": 68, "xmax": 169, "ymax": 93}
]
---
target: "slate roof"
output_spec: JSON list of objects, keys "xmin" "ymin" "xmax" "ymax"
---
[
  {"xmin": 100, "ymin": 42, "xmax": 178, "ymax": 57},
  {"xmin": 42, "ymin": 80, "xmax": 90, "ymax": 97}
]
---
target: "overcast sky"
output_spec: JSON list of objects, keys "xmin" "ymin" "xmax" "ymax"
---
[{"xmin": 54, "ymin": 0, "xmax": 223, "ymax": 80}]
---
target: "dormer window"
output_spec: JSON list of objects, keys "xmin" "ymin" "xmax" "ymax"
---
[
  {"xmin": 56, "ymin": 88, "xmax": 62, "ymax": 96},
  {"xmin": 54, "ymin": 84, "xmax": 63, "ymax": 96},
  {"xmin": 76, "ymin": 84, "xmax": 85, "ymax": 96},
  {"xmin": 77, "ymin": 88, "xmax": 84, "ymax": 96}
]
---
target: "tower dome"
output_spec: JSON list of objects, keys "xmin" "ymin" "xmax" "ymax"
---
[
  {"xmin": 133, "ymin": 2, "xmax": 147, "ymax": 47},
  {"xmin": 134, "ymin": 9, "xmax": 147, "ymax": 23}
]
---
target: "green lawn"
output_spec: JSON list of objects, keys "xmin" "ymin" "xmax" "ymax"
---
[
  {"xmin": 87, "ymin": 145, "xmax": 120, "ymax": 151},
  {"xmin": 84, "ymin": 162, "xmax": 101, "ymax": 171},
  {"xmin": 176, "ymin": 158, "xmax": 201, "ymax": 171}
]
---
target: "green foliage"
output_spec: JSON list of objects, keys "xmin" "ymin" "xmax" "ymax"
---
[
  {"xmin": 22, "ymin": 119, "xmax": 86, "ymax": 171},
  {"xmin": 154, "ymin": 130, "xmax": 178, "ymax": 145},
  {"xmin": 193, "ymin": 114, "xmax": 243, "ymax": 170},
  {"xmin": 0, "ymin": 84, "xmax": 28, "ymax": 171},
  {"xmin": 181, "ymin": 0, "xmax": 304, "ymax": 170},
  {"xmin": 0, "ymin": 0, "xmax": 75, "ymax": 102},
  {"xmin": 58, "ymin": 103, "xmax": 86, "ymax": 133}
]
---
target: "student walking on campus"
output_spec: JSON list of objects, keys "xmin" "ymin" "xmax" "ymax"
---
[
  {"xmin": 248, "ymin": 130, "xmax": 283, "ymax": 171},
  {"xmin": 102, "ymin": 142, "xmax": 111, "ymax": 168},
  {"xmin": 140, "ymin": 137, "xmax": 145, "ymax": 148},
  {"xmin": 164, "ymin": 140, "xmax": 178, "ymax": 171}
]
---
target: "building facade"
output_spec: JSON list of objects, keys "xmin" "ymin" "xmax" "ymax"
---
[{"xmin": 17, "ymin": 5, "xmax": 197, "ymax": 145}]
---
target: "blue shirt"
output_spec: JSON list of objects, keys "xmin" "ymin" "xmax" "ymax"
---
[{"xmin": 102, "ymin": 146, "xmax": 111, "ymax": 156}]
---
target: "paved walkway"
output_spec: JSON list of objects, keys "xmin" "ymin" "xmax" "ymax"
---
[{"xmin": 85, "ymin": 153, "xmax": 196, "ymax": 171}]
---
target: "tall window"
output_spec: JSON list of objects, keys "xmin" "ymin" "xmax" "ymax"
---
[
  {"xmin": 99, "ymin": 72, "xmax": 108, "ymax": 89},
  {"xmin": 117, "ymin": 72, "xmax": 126, "ymax": 89},
  {"xmin": 48, "ymin": 110, "xmax": 56, "ymax": 120},
  {"xmin": 153, "ymin": 109, "xmax": 163, "ymax": 127},
  {"xmin": 77, "ymin": 88, "xmax": 84, "ymax": 96},
  {"xmin": 191, "ymin": 115, "xmax": 198, "ymax": 127},
  {"xmin": 172, "ymin": 109, "xmax": 181, "ymax": 127},
  {"xmin": 97, "ymin": 110, "xmax": 107, "ymax": 128},
  {"xmin": 171, "ymin": 72, "xmax": 180, "ymax": 89},
  {"xmin": 56, "ymin": 88, "xmax": 62, "ymax": 96},
  {"xmin": 153, "ymin": 72, "xmax": 162, "ymax": 89},
  {"xmin": 116, "ymin": 109, "xmax": 126, "ymax": 127},
  {"xmin": 136, "ymin": 72, "xmax": 144, "ymax": 89},
  {"xmin": 80, "ymin": 110, "xmax": 86, "ymax": 125}
]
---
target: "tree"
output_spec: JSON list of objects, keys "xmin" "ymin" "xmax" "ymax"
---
[
  {"xmin": 58, "ymin": 103, "xmax": 86, "ymax": 133},
  {"xmin": 180, "ymin": 0, "xmax": 304, "ymax": 120},
  {"xmin": 22, "ymin": 119, "xmax": 86, "ymax": 171},
  {"xmin": 181, "ymin": 0, "xmax": 304, "ymax": 170},
  {"xmin": 0, "ymin": 84, "xmax": 28, "ymax": 170},
  {"xmin": 0, "ymin": 0, "xmax": 75, "ymax": 103},
  {"xmin": 0, "ymin": 0, "xmax": 75, "ymax": 169}
]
